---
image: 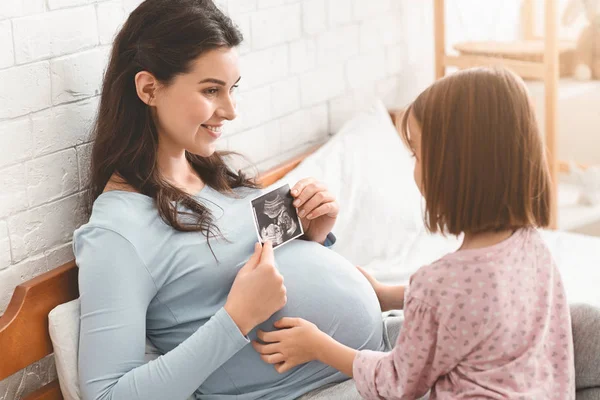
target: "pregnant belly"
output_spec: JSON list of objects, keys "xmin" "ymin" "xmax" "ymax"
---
[{"xmin": 200, "ymin": 240, "xmax": 384, "ymax": 396}]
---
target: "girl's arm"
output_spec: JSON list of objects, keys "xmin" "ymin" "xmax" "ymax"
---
[
  {"xmin": 357, "ymin": 266, "xmax": 406, "ymax": 311},
  {"xmin": 256, "ymin": 298, "xmax": 464, "ymax": 399}
]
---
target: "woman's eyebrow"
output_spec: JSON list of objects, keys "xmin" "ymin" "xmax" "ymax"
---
[{"xmin": 198, "ymin": 76, "xmax": 242, "ymax": 85}]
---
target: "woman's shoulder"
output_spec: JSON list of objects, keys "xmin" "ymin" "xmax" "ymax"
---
[{"xmin": 75, "ymin": 177, "xmax": 158, "ymax": 245}]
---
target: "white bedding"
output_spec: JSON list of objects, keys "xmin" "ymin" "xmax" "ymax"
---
[{"xmin": 275, "ymin": 100, "xmax": 600, "ymax": 309}]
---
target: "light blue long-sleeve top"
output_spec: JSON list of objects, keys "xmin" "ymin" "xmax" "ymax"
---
[{"xmin": 74, "ymin": 185, "xmax": 384, "ymax": 400}]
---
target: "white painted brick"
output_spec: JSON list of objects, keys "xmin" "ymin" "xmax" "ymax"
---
[
  {"xmin": 346, "ymin": 50, "xmax": 387, "ymax": 90},
  {"xmin": 386, "ymin": 44, "xmax": 405, "ymax": 76},
  {"xmin": 0, "ymin": 0, "xmax": 44, "ymax": 20},
  {"xmin": 77, "ymin": 143, "xmax": 93, "ymax": 188},
  {"xmin": 299, "ymin": 64, "xmax": 346, "ymax": 107},
  {"xmin": 51, "ymin": 48, "xmax": 110, "ymax": 105},
  {"xmin": 229, "ymin": 0, "xmax": 257, "ymax": 13},
  {"xmin": 280, "ymin": 104, "xmax": 328, "ymax": 150},
  {"xmin": 0, "ymin": 221, "xmax": 10, "ymax": 270},
  {"xmin": 0, "ymin": 253, "xmax": 48, "ymax": 314},
  {"xmin": 0, "ymin": 117, "xmax": 32, "ymax": 169},
  {"xmin": 328, "ymin": 89, "xmax": 379, "ymax": 133},
  {"xmin": 8, "ymin": 193, "xmax": 86, "ymax": 263},
  {"xmin": 303, "ymin": 0, "xmax": 327, "ymax": 35},
  {"xmin": 233, "ymin": 14, "xmax": 252, "ymax": 54},
  {"xmin": 228, "ymin": 120, "xmax": 281, "ymax": 165},
  {"xmin": 271, "ymin": 76, "xmax": 300, "ymax": 118},
  {"xmin": 45, "ymin": 242, "xmax": 74, "ymax": 267},
  {"xmin": 13, "ymin": 6, "xmax": 98, "ymax": 64},
  {"xmin": 376, "ymin": 75, "xmax": 401, "ymax": 109},
  {"xmin": 327, "ymin": 0, "xmax": 353, "ymax": 27},
  {"xmin": 316, "ymin": 24, "xmax": 360, "ymax": 66},
  {"xmin": 0, "ymin": 164, "xmax": 28, "ymax": 219},
  {"xmin": 226, "ymin": 86, "xmax": 272, "ymax": 134},
  {"xmin": 0, "ymin": 63, "xmax": 51, "ymax": 119},
  {"xmin": 0, "ymin": 355, "xmax": 57, "ymax": 400},
  {"xmin": 250, "ymin": 4, "xmax": 301, "ymax": 50},
  {"xmin": 0, "ymin": 20, "xmax": 14, "ymax": 69},
  {"xmin": 32, "ymin": 97, "xmax": 98, "ymax": 157},
  {"xmin": 122, "ymin": 0, "xmax": 144, "ymax": 14},
  {"xmin": 27, "ymin": 149, "xmax": 79, "ymax": 208},
  {"xmin": 47, "ymin": 0, "xmax": 95, "ymax": 10},
  {"xmin": 328, "ymin": 93, "xmax": 355, "ymax": 134},
  {"xmin": 289, "ymin": 38, "xmax": 316, "ymax": 74},
  {"xmin": 257, "ymin": 0, "xmax": 287, "ymax": 9},
  {"xmin": 240, "ymin": 45, "xmax": 288, "ymax": 90},
  {"xmin": 359, "ymin": 15, "xmax": 399, "ymax": 51},
  {"xmin": 353, "ymin": 0, "xmax": 392, "ymax": 20},
  {"xmin": 97, "ymin": 1, "xmax": 126, "ymax": 45}
]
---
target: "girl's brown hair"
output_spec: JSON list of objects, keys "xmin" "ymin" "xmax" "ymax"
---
[
  {"xmin": 399, "ymin": 67, "xmax": 551, "ymax": 235},
  {"xmin": 89, "ymin": 0, "xmax": 257, "ymax": 237}
]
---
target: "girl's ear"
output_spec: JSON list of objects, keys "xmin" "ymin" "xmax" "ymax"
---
[{"xmin": 135, "ymin": 71, "xmax": 157, "ymax": 105}]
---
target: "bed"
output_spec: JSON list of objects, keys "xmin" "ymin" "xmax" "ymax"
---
[{"xmin": 0, "ymin": 101, "xmax": 598, "ymax": 399}]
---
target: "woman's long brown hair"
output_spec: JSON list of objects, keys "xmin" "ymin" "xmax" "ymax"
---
[{"xmin": 89, "ymin": 0, "xmax": 257, "ymax": 238}]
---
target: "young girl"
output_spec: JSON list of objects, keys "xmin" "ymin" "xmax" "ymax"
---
[{"xmin": 252, "ymin": 67, "xmax": 576, "ymax": 399}]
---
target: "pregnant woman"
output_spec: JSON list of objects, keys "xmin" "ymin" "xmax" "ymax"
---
[{"xmin": 75, "ymin": 1, "xmax": 385, "ymax": 399}]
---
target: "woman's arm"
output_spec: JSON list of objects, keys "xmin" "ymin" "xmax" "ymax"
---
[{"xmin": 76, "ymin": 227, "xmax": 249, "ymax": 400}]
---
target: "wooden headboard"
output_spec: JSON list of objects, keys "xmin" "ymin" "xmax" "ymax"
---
[{"xmin": 0, "ymin": 110, "xmax": 400, "ymax": 400}]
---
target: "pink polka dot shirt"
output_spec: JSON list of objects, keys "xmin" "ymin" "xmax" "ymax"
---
[{"xmin": 353, "ymin": 228, "xmax": 575, "ymax": 399}]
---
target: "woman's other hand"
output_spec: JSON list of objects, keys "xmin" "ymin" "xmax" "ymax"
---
[
  {"xmin": 291, "ymin": 178, "xmax": 339, "ymax": 244},
  {"xmin": 225, "ymin": 242, "xmax": 287, "ymax": 335}
]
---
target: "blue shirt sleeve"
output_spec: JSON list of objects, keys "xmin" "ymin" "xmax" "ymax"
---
[
  {"xmin": 75, "ymin": 226, "xmax": 249, "ymax": 400},
  {"xmin": 323, "ymin": 232, "xmax": 337, "ymax": 248}
]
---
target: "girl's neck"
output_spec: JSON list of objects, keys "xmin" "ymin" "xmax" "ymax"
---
[{"xmin": 459, "ymin": 229, "xmax": 515, "ymax": 251}]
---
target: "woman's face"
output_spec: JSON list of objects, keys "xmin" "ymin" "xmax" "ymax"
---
[{"xmin": 152, "ymin": 47, "xmax": 240, "ymax": 158}]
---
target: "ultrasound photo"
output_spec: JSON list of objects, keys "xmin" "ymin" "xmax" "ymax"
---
[{"xmin": 251, "ymin": 184, "xmax": 304, "ymax": 249}]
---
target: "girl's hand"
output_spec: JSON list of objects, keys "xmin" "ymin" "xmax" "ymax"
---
[
  {"xmin": 291, "ymin": 178, "xmax": 339, "ymax": 244},
  {"xmin": 356, "ymin": 266, "xmax": 405, "ymax": 311},
  {"xmin": 252, "ymin": 318, "xmax": 329, "ymax": 373}
]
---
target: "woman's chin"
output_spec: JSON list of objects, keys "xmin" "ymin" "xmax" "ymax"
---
[{"xmin": 188, "ymin": 144, "xmax": 217, "ymax": 158}]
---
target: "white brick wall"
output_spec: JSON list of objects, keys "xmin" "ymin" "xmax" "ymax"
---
[{"xmin": 0, "ymin": 0, "xmax": 522, "ymax": 396}]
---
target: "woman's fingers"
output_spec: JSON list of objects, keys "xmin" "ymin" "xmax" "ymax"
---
[
  {"xmin": 251, "ymin": 340, "xmax": 280, "ymax": 355},
  {"xmin": 297, "ymin": 191, "xmax": 335, "ymax": 218},
  {"xmin": 261, "ymin": 353, "xmax": 285, "ymax": 365}
]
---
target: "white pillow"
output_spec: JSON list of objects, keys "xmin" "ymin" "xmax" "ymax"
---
[
  {"xmin": 48, "ymin": 299, "xmax": 162, "ymax": 400},
  {"xmin": 273, "ymin": 100, "xmax": 427, "ymax": 282},
  {"xmin": 49, "ymin": 299, "xmax": 81, "ymax": 400}
]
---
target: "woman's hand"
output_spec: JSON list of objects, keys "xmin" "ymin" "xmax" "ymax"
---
[
  {"xmin": 356, "ymin": 266, "xmax": 405, "ymax": 311},
  {"xmin": 291, "ymin": 178, "xmax": 339, "ymax": 244},
  {"xmin": 225, "ymin": 242, "xmax": 287, "ymax": 335},
  {"xmin": 252, "ymin": 318, "xmax": 329, "ymax": 373}
]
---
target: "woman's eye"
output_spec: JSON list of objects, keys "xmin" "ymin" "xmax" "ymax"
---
[
  {"xmin": 230, "ymin": 84, "xmax": 239, "ymax": 93},
  {"xmin": 204, "ymin": 88, "xmax": 219, "ymax": 96}
]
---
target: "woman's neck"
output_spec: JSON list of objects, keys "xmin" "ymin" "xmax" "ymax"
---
[
  {"xmin": 157, "ymin": 143, "xmax": 205, "ymax": 195},
  {"xmin": 459, "ymin": 229, "xmax": 514, "ymax": 251}
]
